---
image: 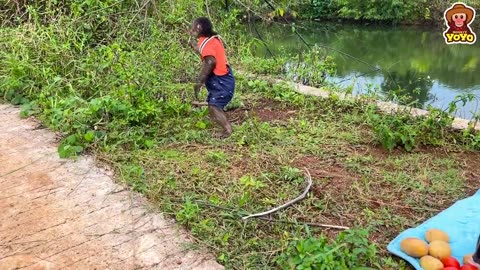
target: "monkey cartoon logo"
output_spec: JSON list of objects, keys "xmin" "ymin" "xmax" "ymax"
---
[{"xmin": 443, "ymin": 2, "xmax": 477, "ymax": 44}]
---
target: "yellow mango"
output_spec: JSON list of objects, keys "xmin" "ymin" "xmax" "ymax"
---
[
  {"xmin": 400, "ymin": 238, "xmax": 429, "ymax": 258},
  {"xmin": 425, "ymin": 229, "xmax": 450, "ymax": 243},
  {"xmin": 429, "ymin": 240, "xmax": 452, "ymax": 259},
  {"xmin": 420, "ymin": 255, "xmax": 444, "ymax": 270}
]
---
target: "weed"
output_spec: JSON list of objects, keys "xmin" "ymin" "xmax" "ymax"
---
[
  {"xmin": 285, "ymin": 45, "xmax": 336, "ymax": 88},
  {"xmin": 276, "ymin": 229, "xmax": 378, "ymax": 269},
  {"xmin": 177, "ymin": 199, "xmax": 201, "ymax": 225},
  {"xmin": 240, "ymin": 175, "xmax": 266, "ymax": 189},
  {"xmin": 58, "ymin": 134, "xmax": 85, "ymax": 158},
  {"xmin": 365, "ymin": 93, "xmax": 480, "ymax": 152}
]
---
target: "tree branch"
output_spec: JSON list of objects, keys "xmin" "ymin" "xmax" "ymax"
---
[
  {"xmin": 258, "ymin": 216, "xmax": 350, "ymax": 230},
  {"xmin": 242, "ymin": 168, "xmax": 313, "ymax": 220}
]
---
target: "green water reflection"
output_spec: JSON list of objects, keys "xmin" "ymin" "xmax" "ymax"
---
[{"xmin": 251, "ymin": 22, "xmax": 480, "ymax": 119}]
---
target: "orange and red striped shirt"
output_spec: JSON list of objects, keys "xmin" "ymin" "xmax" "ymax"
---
[{"xmin": 197, "ymin": 36, "xmax": 229, "ymax": 76}]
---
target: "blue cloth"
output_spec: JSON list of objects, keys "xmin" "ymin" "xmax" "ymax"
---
[
  {"xmin": 387, "ymin": 189, "xmax": 480, "ymax": 269},
  {"xmin": 205, "ymin": 66, "xmax": 235, "ymax": 110}
]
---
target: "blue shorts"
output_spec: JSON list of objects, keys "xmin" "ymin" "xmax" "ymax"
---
[{"xmin": 205, "ymin": 66, "xmax": 235, "ymax": 110}]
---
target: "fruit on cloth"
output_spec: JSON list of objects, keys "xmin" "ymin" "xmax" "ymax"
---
[
  {"xmin": 429, "ymin": 240, "xmax": 452, "ymax": 259},
  {"xmin": 460, "ymin": 264, "xmax": 479, "ymax": 270},
  {"xmin": 441, "ymin": 256, "xmax": 461, "ymax": 268},
  {"xmin": 420, "ymin": 255, "xmax": 444, "ymax": 270},
  {"xmin": 425, "ymin": 229, "xmax": 450, "ymax": 243},
  {"xmin": 464, "ymin": 254, "xmax": 474, "ymax": 265},
  {"xmin": 400, "ymin": 238, "xmax": 429, "ymax": 257},
  {"xmin": 443, "ymin": 267, "xmax": 459, "ymax": 270}
]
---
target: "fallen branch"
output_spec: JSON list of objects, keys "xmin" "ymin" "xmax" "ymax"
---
[
  {"xmin": 191, "ymin": 101, "xmax": 208, "ymax": 107},
  {"xmin": 242, "ymin": 168, "xmax": 313, "ymax": 220},
  {"xmin": 169, "ymin": 195, "xmax": 348, "ymax": 230},
  {"xmin": 360, "ymin": 197, "xmax": 440, "ymax": 212},
  {"xmin": 258, "ymin": 216, "xmax": 350, "ymax": 230}
]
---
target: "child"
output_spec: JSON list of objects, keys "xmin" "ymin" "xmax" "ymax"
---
[{"xmin": 188, "ymin": 17, "xmax": 235, "ymax": 138}]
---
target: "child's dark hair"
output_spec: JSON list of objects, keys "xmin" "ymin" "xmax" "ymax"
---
[{"xmin": 194, "ymin": 17, "xmax": 218, "ymax": 37}]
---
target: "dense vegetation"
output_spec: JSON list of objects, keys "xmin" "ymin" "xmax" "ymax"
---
[
  {"xmin": 1, "ymin": 1, "xmax": 480, "ymax": 270},
  {"xmin": 310, "ymin": 0, "xmax": 480, "ymax": 24}
]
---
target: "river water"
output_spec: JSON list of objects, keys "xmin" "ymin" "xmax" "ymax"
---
[{"xmin": 251, "ymin": 22, "xmax": 480, "ymax": 120}]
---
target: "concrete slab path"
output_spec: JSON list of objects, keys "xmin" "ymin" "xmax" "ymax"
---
[{"xmin": 0, "ymin": 104, "xmax": 224, "ymax": 270}]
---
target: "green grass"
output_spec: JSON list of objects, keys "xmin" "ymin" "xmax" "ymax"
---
[{"xmin": 96, "ymin": 78, "xmax": 479, "ymax": 269}]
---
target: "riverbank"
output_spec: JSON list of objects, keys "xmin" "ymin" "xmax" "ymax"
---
[
  {"xmin": 311, "ymin": 17, "xmax": 480, "ymax": 29},
  {"xmin": 249, "ymin": 20, "xmax": 480, "ymax": 120},
  {"xmin": 285, "ymin": 80, "xmax": 480, "ymax": 131}
]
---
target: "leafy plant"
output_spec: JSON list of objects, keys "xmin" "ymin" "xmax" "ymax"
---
[
  {"xmin": 58, "ymin": 134, "xmax": 84, "ymax": 158},
  {"xmin": 366, "ymin": 107, "xmax": 420, "ymax": 151},
  {"xmin": 311, "ymin": 0, "xmax": 431, "ymax": 23},
  {"xmin": 176, "ymin": 199, "xmax": 201, "ymax": 225},
  {"xmin": 311, "ymin": 0, "xmax": 339, "ymax": 19},
  {"xmin": 286, "ymin": 45, "xmax": 336, "ymax": 88},
  {"xmin": 365, "ymin": 93, "xmax": 480, "ymax": 151},
  {"xmin": 276, "ymin": 229, "xmax": 378, "ymax": 269},
  {"xmin": 240, "ymin": 175, "xmax": 266, "ymax": 189},
  {"xmin": 281, "ymin": 166, "xmax": 303, "ymax": 182}
]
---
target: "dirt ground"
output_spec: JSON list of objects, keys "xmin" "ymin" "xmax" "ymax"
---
[
  {"xmin": 228, "ymin": 98, "xmax": 297, "ymax": 124},
  {"xmin": 0, "ymin": 104, "xmax": 223, "ymax": 270}
]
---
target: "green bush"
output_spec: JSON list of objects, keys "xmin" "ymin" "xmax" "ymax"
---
[
  {"xmin": 311, "ymin": 0, "xmax": 433, "ymax": 22},
  {"xmin": 311, "ymin": 0, "xmax": 339, "ymax": 19},
  {"xmin": 310, "ymin": 0, "xmax": 480, "ymax": 24},
  {"xmin": 0, "ymin": 0, "xmax": 220, "ymax": 157},
  {"xmin": 365, "ymin": 94, "xmax": 480, "ymax": 152},
  {"xmin": 336, "ymin": 0, "xmax": 429, "ymax": 22}
]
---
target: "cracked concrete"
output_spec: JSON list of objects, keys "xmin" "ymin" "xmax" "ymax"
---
[{"xmin": 0, "ymin": 104, "xmax": 224, "ymax": 270}]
